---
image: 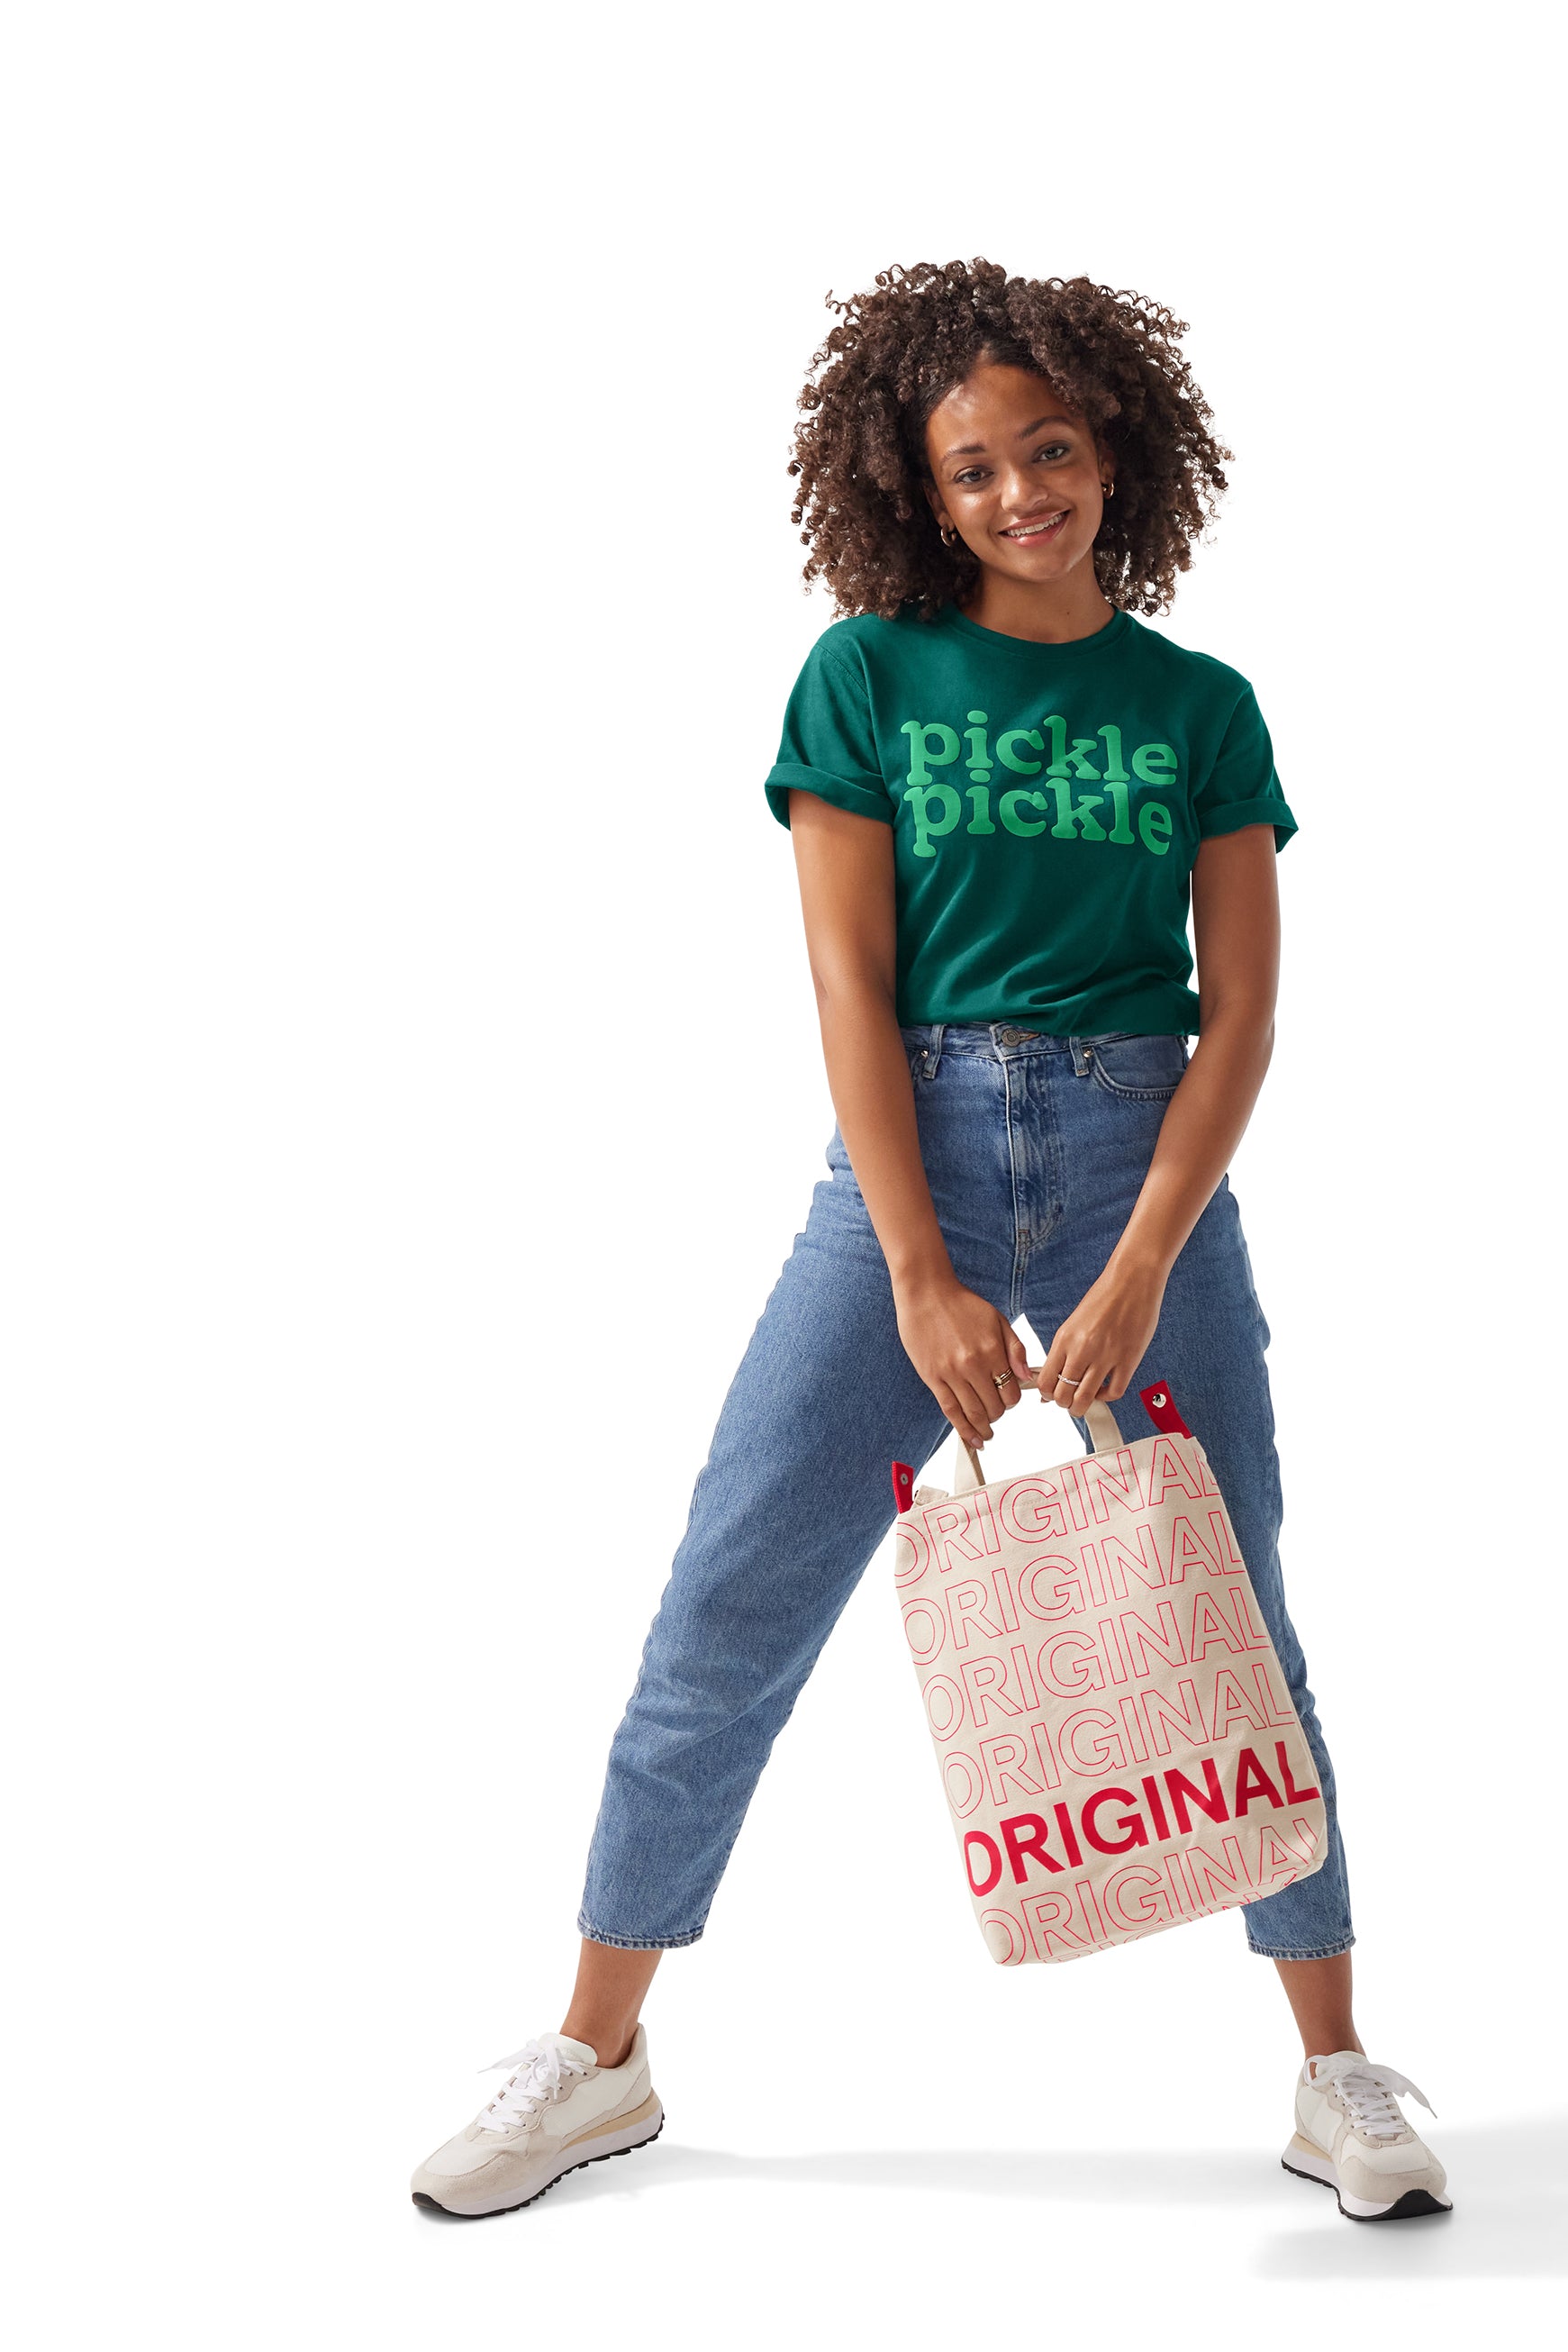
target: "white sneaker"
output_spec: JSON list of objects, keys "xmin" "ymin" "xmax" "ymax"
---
[
  {"xmin": 411, "ymin": 2026, "xmax": 663, "ymax": 2218},
  {"xmin": 1282, "ymin": 2050, "xmax": 1452, "ymax": 2220}
]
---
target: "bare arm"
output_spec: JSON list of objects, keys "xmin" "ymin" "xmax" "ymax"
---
[
  {"xmin": 786, "ymin": 788, "xmax": 1035, "ymax": 1448},
  {"xmin": 1038, "ymin": 822, "xmax": 1282, "ymax": 1410}
]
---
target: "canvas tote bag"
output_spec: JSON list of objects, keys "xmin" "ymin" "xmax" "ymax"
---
[{"xmin": 890, "ymin": 1380, "xmax": 1328, "ymax": 1966}]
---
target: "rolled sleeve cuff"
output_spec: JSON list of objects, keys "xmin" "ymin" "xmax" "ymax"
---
[
  {"xmin": 1197, "ymin": 797, "xmax": 1299, "ymax": 852},
  {"xmin": 765, "ymin": 761, "xmax": 894, "ymax": 830}
]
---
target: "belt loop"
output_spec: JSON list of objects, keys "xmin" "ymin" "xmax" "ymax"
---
[
  {"xmin": 926, "ymin": 1022, "xmax": 945, "ymax": 1076},
  {"xmin": 1070, "ymin": 1032, "xmax": 1090, "ymax": 1076}
]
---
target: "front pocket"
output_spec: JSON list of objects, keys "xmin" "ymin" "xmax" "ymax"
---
[{"xmin": 1085, "ymin": 1032, "xmax": 1189, "ymax": 1102}]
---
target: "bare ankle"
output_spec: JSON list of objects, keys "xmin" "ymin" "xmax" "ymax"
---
[
  {"xmin": 561, "ymin": 2016, "xmax": 637, "ymax": 2068},
  {"xmin": 560, "ymin": 1937, "xmax": 662, "ymax": 2075}
]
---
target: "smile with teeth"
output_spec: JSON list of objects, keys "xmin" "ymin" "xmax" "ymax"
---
[{"xmin": 1001, "ymin": 511, "xmax": 1068, "ymax": 540}]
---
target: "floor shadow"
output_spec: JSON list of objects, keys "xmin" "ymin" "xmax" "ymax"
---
[
  {"xmin": 1247, "ymin": 2112, "xmax": 1566, "ymax": 2280},
  {"xmin": 549, "ymin": 2113, "xmax": 1567, "ymax": 2278}
]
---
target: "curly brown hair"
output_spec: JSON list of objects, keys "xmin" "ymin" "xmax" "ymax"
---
[{"xmin": 787, "ymin": 259, "xmax": 1231, "ymax": 622}]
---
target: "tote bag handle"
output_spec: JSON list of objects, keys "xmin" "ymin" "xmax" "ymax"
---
[{"xmin": 951, "ymin": 1396, "xmax": 1123, "ymax": 1494}]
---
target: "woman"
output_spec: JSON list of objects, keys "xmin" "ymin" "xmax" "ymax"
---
[{"xmin": 411, "ymin": 262, "xmax": 1448, "ymax": 2225}]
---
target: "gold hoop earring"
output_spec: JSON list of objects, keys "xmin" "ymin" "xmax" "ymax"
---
[
  {"xmin": 1100, "ymin": 480, "xmax": 1115, "ymax": 500},
  {"xmin": 939, "ymin": 523, "xmax": 959, "ymax": 548}
]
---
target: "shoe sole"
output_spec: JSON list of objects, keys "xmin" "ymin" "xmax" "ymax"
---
[
  {"xmin": 412, "ymin": 2102, "xmax": 666, "ymax": 2220},
  {"xmin": 1281, "ymin": 2132, "xmax": 1452, "ymax": 2220}
]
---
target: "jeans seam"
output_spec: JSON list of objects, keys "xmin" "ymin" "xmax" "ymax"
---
[
  {"xmin": 1245, "ymin": 1935, "xmax": 1356, "ymax": 1960},
  {"xmin": 577, "ymin": 1915, "xmax": 706, "ymax": 1951},
  {"xmin": 1088, "ymin": 1069, "xmax": 1182, "ymax": 1103},
  {"xmin": 1002, "ymin": 1050, "xmax": 1029, "ymax": 1319}
]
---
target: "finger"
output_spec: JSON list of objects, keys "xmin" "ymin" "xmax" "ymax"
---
[
  {"xmin": 935, "ymin": 1379, "xmax": 992, "ymax": 1449},
  {"xmin": 1002, "ymin": 1327, "xmax": 1037, "ymax": 1398},
  {"xmin": 1053, "ymin": 1364, "xmax": 1104, "ymax": 1411},
  {"xmin": 988, "ymin": 1340, "xmax": 1026, "ymax": 1412},
  {"xmin": 956, "ymin": 1375, "xmax": 999, "ymax": 1442},
  {"xmin": 1037, "ymin": 1336, "xmax": 1066, "ymax": 1399},
  {"xmin": 951, "ymin": 1349, "xmax": 1004, "ymax": 1441},
  {"xmin": 958, "ymin": 1383, "xmax": 992, "ymax": 1439}
]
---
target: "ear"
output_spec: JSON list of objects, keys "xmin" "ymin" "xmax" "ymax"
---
[
  {"xmin": 923, "ymin": 477, "xmax": 952, "ymax": 533},
  {"xmin": 1094, "ymin": 440, "xmax": 1116, "ymax": 495}
]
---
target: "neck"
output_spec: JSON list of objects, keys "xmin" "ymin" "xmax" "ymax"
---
[{"xmin": 961, "ymin": 566, "xmax": 1117, "ymax": 644}]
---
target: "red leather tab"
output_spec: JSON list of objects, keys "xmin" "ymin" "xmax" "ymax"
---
[
  {"xmin": 892, "ymin": 1460, "xmax": 915, "ymax": 1512},
  {"xmin": 1138, "ymin": 1380, "xmax": 1192, "ymax": 1438}
]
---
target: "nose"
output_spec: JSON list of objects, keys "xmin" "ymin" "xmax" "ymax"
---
[{"xmin": 996, "ymin": 461, "xmax": 1039, "ymax": 512}]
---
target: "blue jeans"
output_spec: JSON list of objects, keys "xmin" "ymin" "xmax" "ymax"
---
[{"xmin": 579, "ymin": 1025, "xmax": 1354, "ymax": 1962}]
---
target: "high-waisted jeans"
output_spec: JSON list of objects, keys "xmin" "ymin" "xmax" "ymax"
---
[{"xmin": 579, "ymin": 1025, "xmax": 1354, "ymax": 1962}]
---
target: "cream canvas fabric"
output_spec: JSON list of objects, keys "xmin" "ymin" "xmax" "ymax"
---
[{"xmin": 893, "ymin": 1394, "xmax": 1328, "ymax": 1965}]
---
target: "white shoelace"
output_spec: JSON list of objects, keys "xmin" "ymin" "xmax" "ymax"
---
[
  {"xmin": 476, "ymin": 2035, "xmax": 590, "ymax": 2135},
  {"xmin": 1311, "ymin": 2054, "xmax": 1435, "ymax": 2140}
]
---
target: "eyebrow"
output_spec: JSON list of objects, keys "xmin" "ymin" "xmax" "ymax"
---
[{"xmin": 939, "ymin": 413, "xmax": 1075, "ymax": 464}]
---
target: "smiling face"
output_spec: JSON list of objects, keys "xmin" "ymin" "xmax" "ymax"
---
[{"xmin": 923, "ymin": 359, "xmax": 1112, "ymax": 593}]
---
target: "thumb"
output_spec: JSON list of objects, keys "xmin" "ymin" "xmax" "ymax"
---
[{"xmin": 1004, "ymin": 1326, "xmax": 1038, "ymax": 1385}]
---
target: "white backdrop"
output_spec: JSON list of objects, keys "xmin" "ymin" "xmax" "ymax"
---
[{"xmin": 5, "ymin": 3, "xmax": 1563, "ymax": 2344}]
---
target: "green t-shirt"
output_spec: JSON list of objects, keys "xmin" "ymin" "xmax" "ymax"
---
[{"xmin": 764, "ymin": 603, "xmax": 1296, "ymax": 1035}]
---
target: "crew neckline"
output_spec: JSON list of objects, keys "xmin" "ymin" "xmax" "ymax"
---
[{"xmin": 936, "ymin": 604, "xmax": 1133, "ymax": 655}]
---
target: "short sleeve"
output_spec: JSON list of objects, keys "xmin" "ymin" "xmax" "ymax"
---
[
  {"xmin": 1192, "ymin": 684, "xmax": 1298, "ymax": 852},
  {"xmin": 763, "ymin": 636, "xmax": 894, "ymax": 830}
]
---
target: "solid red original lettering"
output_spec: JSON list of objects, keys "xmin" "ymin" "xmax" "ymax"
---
[
  {"xmin": 965, "ymin": 1831, "xmax": 1003, "ymax": 1895},
  {"xmin": 1081, "ymin": 1788, "xmax": 1148, "ymax": 1856},
  {"xmin": 1232, "ymin": 1746, "xmax": 1285, "ymax": 1817},
  {"xmin": 1164, "ymin": 1757, "xmax": 1229, "ymax": 1830},
  {"xmin": 1001, "ymin": 1813, "xmax": 1063, "ymax": 1882}
]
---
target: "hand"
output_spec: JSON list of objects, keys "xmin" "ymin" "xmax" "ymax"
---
[
  {"xmin": 1038, "ymin": 1259, "xmax": 1167, "ymax": 1415},
  {"xmin": 894, "ymin": 1273, "xmax": 1039, "ymax": 1448}
]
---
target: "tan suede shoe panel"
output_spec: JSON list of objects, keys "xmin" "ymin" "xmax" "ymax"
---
[{"xmin": 412, "ymin": 2027, "xmax": 661, "ymax": 2218}]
